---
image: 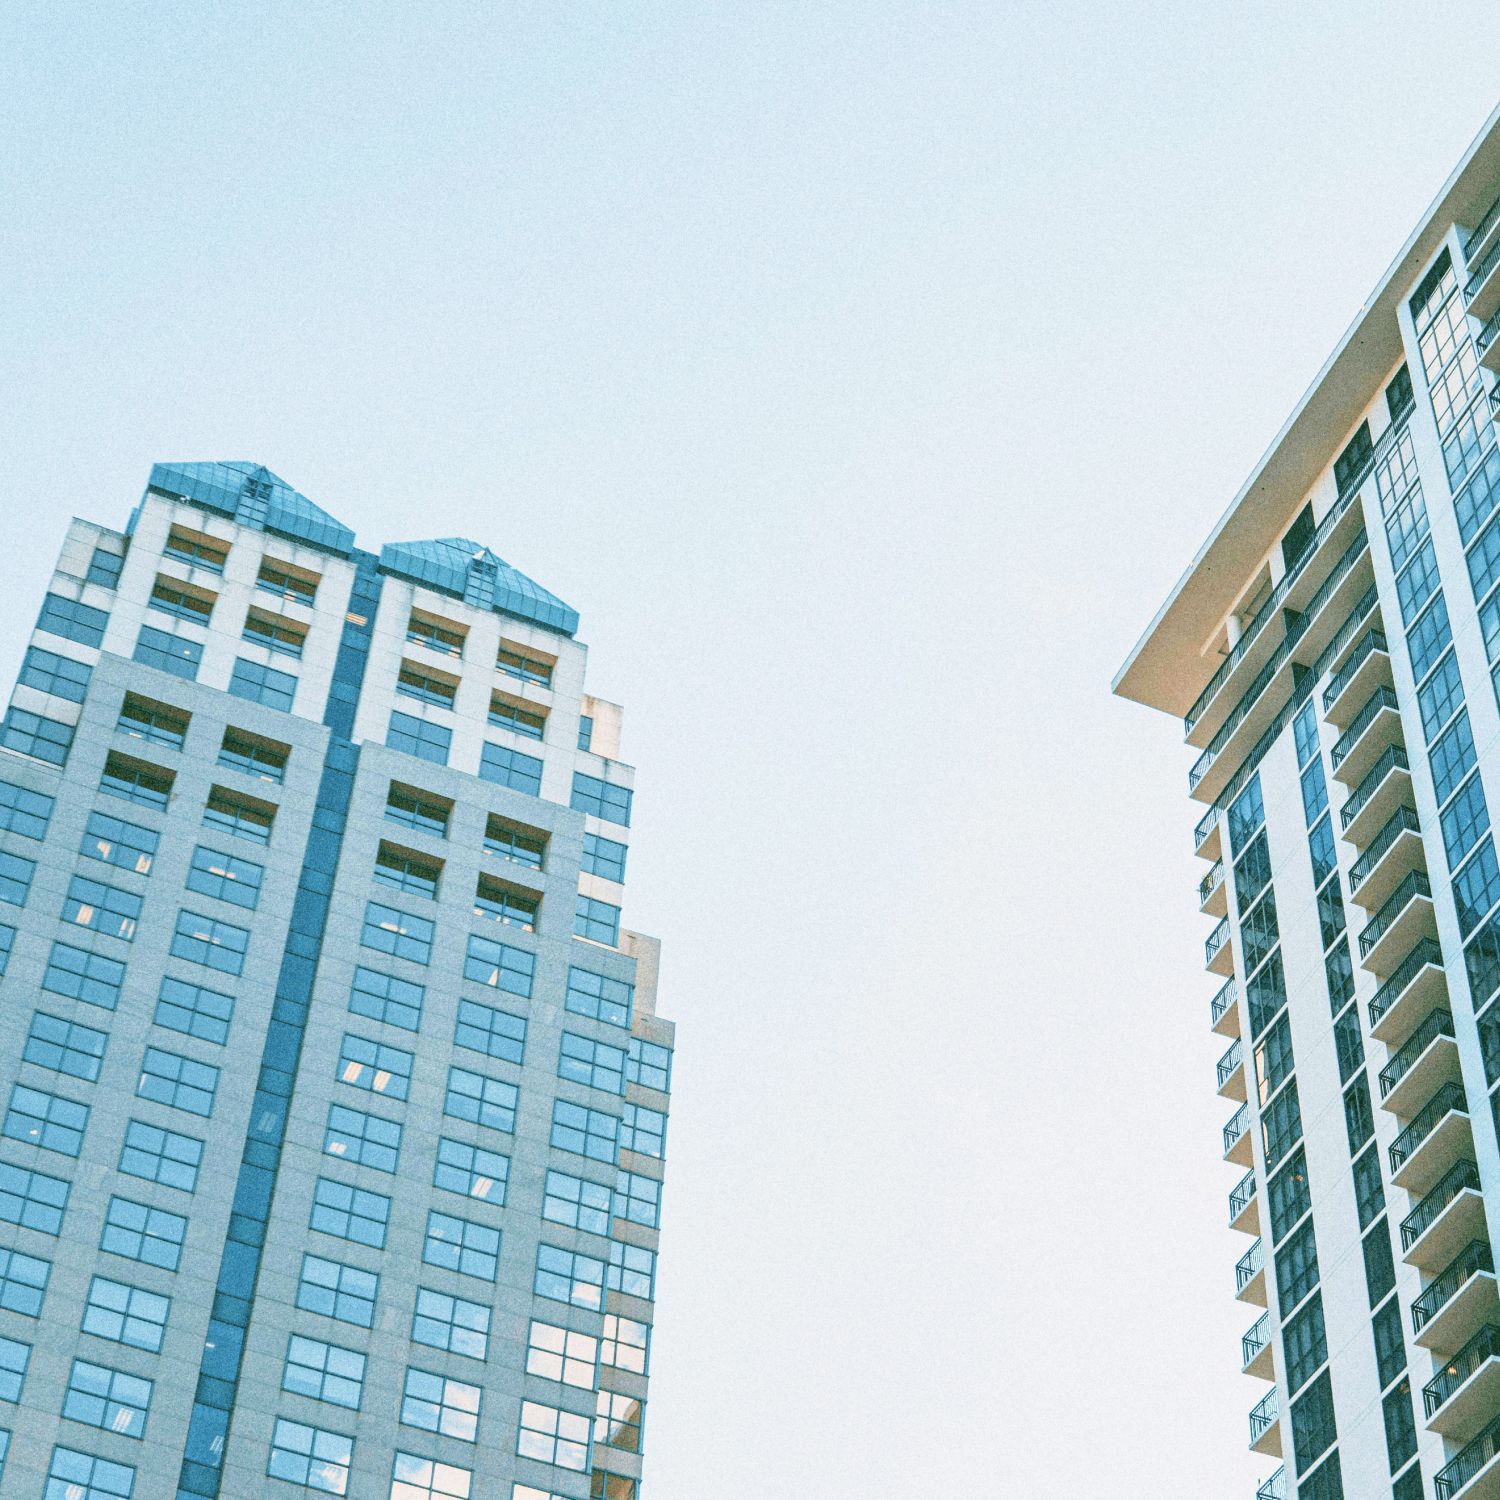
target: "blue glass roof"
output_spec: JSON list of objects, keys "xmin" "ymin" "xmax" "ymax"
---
[
  {"xmin": 379, "ymin": 537, "xmax": 579, "ymax": 637},
  {"xmin": 145, "ymin": 462, "xmax": 356, "ymax": 555}
]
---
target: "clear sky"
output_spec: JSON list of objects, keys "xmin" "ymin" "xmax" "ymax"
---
[{"xmin": 2, "ymin": 3, "xmax": 1498, "ymax": 1492}]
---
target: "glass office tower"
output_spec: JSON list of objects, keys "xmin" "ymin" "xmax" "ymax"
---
[
  {"xmin": 1116, "ymin": 108, "xmax": 1500, "ymax": 1500},
  {"xmin": 0, "ymin": 461, "xmax": 670, "ymax": 1500}
]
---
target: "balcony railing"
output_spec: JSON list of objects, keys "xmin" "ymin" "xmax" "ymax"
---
[
  {"xmin": 1467, "ymin": 232, "xmax": 1500, "ymax": 302},
  {"xmin": 1218, "ymin": 1039, "xmax": 1244, "ymax": 1089},
  {"xmin": 1211, "ymin": 978, "xmax": 1237, "ymax": 1028},
  {"xmin": 1469, "ymin": 190, "xmax": 1500, "ymax": 260},
  {"xmin": 1479, "ymin": 304, "xmax": 1500, "ymax": 359},
  {"xmin": 1237, "ymin": 1238, "xmax": 1264, "ymax": 1292},
  {"xmin": 1437, "ymin": 1413, "xmax": 1500, "ymax": 1500},
  {"xmin": 1359, "ymin": 870, "xmax": 1432, "ymax": 959},
  {"xmin": 1207, "ymin": 917, "xmax": 1231, "ymax": 968},
  {"xmin": 1424, "ymin": 1323, "xmax": 1500, "ymax": 1418},
  {"xmin": 1230, "ymin": 1168, "xmax": 1257, "ymax": 1223},
  {"xmin": 1341, "ymin": 744, "xmax": 1410, "ymax": 832},
  {"xmin": 1224, "ymin": 1103, "xmax": 1250, "ymax": 1155},
  {"xmin": 1413, "ymin": 1240, "xmax": 1495, "ymax": 1333},
  {"xmin": 1350, "ymin": 805, "xmax": 1423, "ymax": 894},
  {"xmin": 1379, "ymin": 1008, "xmax": 1455, "ymax": 1098},
  {"xmin": 1331, "ymin": 684, "xmax": 1400, "ymax": 772},
  {"xmin": 1255, "ymin": 1468, "xmax": 1287, "ymax": 1500},
  {"xmin": 1389, "ymin": 1080, "xmax": 1467, "ymax": 1177},
  {"xmin": 1249, "ymin": 1390, "xmax": 1278, "ymax": 1446},
  {"xmin": 1403, "ymin": 1159, "xmax": 1483, "ymax": 1252},
  {"xmin": 1368, "ymin": 937, "xmax": 1444, "ymax": 1031},
  {"xmin": 1323, "ymin": 626, "xmax": 1388, "ymax": 712},
  {"xmin": 1242, "ymin": 1312, "xmax": 1270, "ymax": 1367},
  {"xmin": 1201, "ymin": 860, "xmax": 1226, "ymax": 905},
  {"xmin": 1194, "ymin": 803, "xmax": 1220, "ymax": 851}
]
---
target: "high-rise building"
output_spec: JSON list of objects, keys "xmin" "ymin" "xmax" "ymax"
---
[
  {"xmin": 1115, "ymin": 111, "xmax": 1500, "ymax": 1500},
  {"xmin": 0, "ymin": 461, "xmax": 670, "ymax": 1500}
]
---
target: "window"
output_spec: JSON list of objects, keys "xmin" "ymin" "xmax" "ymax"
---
[
  {"xmin": 559, "ymin": 1033, "xmax": 626, "ymax": 1094},
  {"xmin": 1240, "ymin": 892, "xmax": 1279, "ymax": 972},
  {"xmin": 63, "ymin": 1359, "xmax": 152, "ymax": 1439},
  {"xmin": 164, "ymin": 524, "xmax": 229, "ymax": 572},
  {"xmin": 100, "ymin": 1196, "xmax": 187, "ymax": 1271},
  {"xmin": 155, "ymin": 977, "xmax": 235, "ymax": 1045},
  {"xmin": 434, "ymin": 1137, "xmax": 509, "ymax": 1204},
  {"xmin": 0, "ymin": 1247, "xmax": 49, "ymax": 1315},
  {"xmin": 283, "ymin": 1335, "xmax": 366, "ymax": 1410},
  {"xmin": 527, "ymin": 1321, "xmax": 598, "ymax": 1387},
  {"xmin": 42, "ymin": 1446, "xmax": 135, "ymax": 1499},
  {"xmin": 621, "ymin": 1103, "xmax": 666, "ymax": 1159},
  {"xmin": 258, "ymin": 558, "xmax": 319, "ymax": 604},
  {"xmin": 488, "ymin": 695, "xmax": 545, "ymax": 739},
  {"xmin": 1456, "ymin": 838, "xmax": 1500, "ymax": 935},
  {"xmin": 444, "ymin": 1066, "xmax": 517, "ymax": 1133},
  {"xmin": 628, "ymin": 1038, "xmax": 673, "ymax": 1093},
  {"xmin": 473, "ymin": 875, "xmax": 537, "ymax": 930},
  {"xmin": 1334, "ymin": 423, "xmax": 1373, "ymax": 496},
  {"xmin": 571, "ymin": 772, "xmax": 632, "ymax": 827},
  {"xmin": 1442, "ymin": 774, "xmax": 1491, "ymax": 869},
  {"xmin": 1333, "ymin": 1008, "xmax": 1363, "ymax": 1083},
  {"xmin": 228, "ymin": 658, "xmax": 297, "ymax": 711},
  {"xmin": 1432, "ymin": 712, "xmax": 1478, "ymax": 804},
  {"xmin": 170, "ymin": 910, "xmax": 248, "ymax": 975},
  {"xmin": 350, "ymin": 966, "xmax": 425, "ymax": 1030},
  {"xmin": 117, "ymin": 695, "xmax": 188, "ymax": 749},
  {"xmin": 134, "ymin": 625, "xmax": 202, "ymax": 680},
  {"xmin": 567, "ymin": 967, "xmax": 632, "ymax": 1027},
  {"xmin": 496, "ymin": 643, "xmax": 552, "ymax": 685},
  {"xmin": 1363, "ymin": 1220, "xmax": 1396, "ymax": 1307},
  {"xmin": 1398, "ymin": 539, "xmax": 1440, "ymax": 626},
  {"xmin": 582, "ymin": 833, "xmax": 627, "ymax": 883},
  {"xmin": 243, "ymin": 608, "xmax": 307, "ymax": 658},
  {"xmin": 1353, "ymin": 1145, "xmax": 1385, "ymax": 1230},
  {"xmin": 324, "ymin": 1104, "xmax": 403, "ymax": 1173},
  {"xmin": 483, "ymin": 816, "xmax": 545, "ymax": 869},
  {"xmin": 0, "ymin": 851, "xmax": 34, "ymax": 908},
  {"xmin": 534, "ymin": 1243, "xmax": 605, "ymax": 1310},
  {"xmin": 595, "ymin": 1390, "xmax": 642, "ymax": 1453},
  {"xmin": 388, "ymin": 712, "xmax": 451, "ymax": 765},
  {"xmin": 0, "ymin": 707, "xmax": 73, "ymax": 764},
  {"xmin": 297, "ymin": 1254, "xmax": 379, "ymax": 1329},
  {"xmin": 614, "ymin": 1169, "xmax": 661, "ymax": 1228},
  {"xmin": 37, "ymin": 592, "xmax": 108, "ymax": 647},
  {"xmin": 0, "ymin": 924, "xmax": 11, "ymax": 976},
  {"xmin": 137, "ymin": 1047, "xmax": 219, "ymax": 1116},
  {"xmin": 387, "ymin": 784, "xmax": 451, "ymax": 837},
  {"xmin": 118, "ymin": 1120, "xmax": 202, "ymax": 1192},
  {"xmin": 401, "ymin": 1367, "xmax": 481, "ymax": 1442},
  {"xmin": 311, "ymin": 1177, "xmax": 390, "ymax": 1249},
  {"xmin": 20, "ymin": 645, "xmax": 92, "ymax": 701},
  {"xmin": 397, "ymin": 664, "xmax": 457, "ymax": 709},
  {"xmin": 552, "ymin": 1100, "xmax": 620, "ymax": 1164},
  {"xmin": 1384, "ymin": 1378, "xmax": 1418, "ymax": 1473},
  {"xmin": 408, "ymin": 613, "xmax": 466, "ymax": 658},
  {"xmin": 0, "ymin": 1162, "xmax": 69, "ymax": 1234},
  {"xmin": 543, "ymin": 1170, "xmax": 611, "ymax": 1234},
  {"xmin": 1419, "ymin": 650, "xmax": 1464, "ymax": 742},
  {"xmin": 478, "ymin": 742, "xmax": 543, "ymax": 796},
  {"xmin": 187, "ymin": 845, "xmax": 264, "ymax": 909},
  {"xmin": 1324, "ymin": 943, "xmax": 1354, "ymax": 1014},
  {"xmin": 391, "ymin": 1453, "xmax": 472, "ymax": 1500},
  {"xmin": 601, "ymin": 1314, "xmax": 649, "ymax": 1374},
  {"xmin": 578, "ymin": 715, "xmax": 594, "ymax": 751},
  {"xmin": 1276, "ymin": 1220, "xmax": 1320, "ymax": 1313},
  {"xmin": 375, "ymin": 844, "xmax": 442, "ymax": 899},
  {"xmin": 362, "ymin": 901, "xmax": 434, "ymax": 964},
  {"xmin": 423, "ymin": 1210, "xmax": 500, "ymax": 1281},
  {"xmin": 517, "ymin": 1400, "xmax": 590, "ymax": 1471},
  {"xmin": 203, "ymin": 786, "xmax": 275, "ymax": 843},
  {"xmin": 25, "ymin": 1011, "xmax": 107, "ymax": 1081},
  {"xmin": 149, "ymin": 577, "xmax": 215, "ymax": 625},
  {"xmin": 338, "ymin": 1034, "xmax": 413, "ymax": 1100},
  {"xmin": 1306, "ymin": 818, "xmax": 1335, "ymax": 890},
  {"xmin": 453, "ymin": 998, "xmax": 526, "ymax": 1065},
  {"xmin": 82, "ymin": 1277, "xmax": 169, "ymax": 1352},
  {"xmin": 1261, "ymin": 1080, "xmax": 1302, "ymax": 1169},
  {"xmin": 574, "ymin": 894, "xmax": 621, "ymax": 946},
  {"xmin": 64, "ymin": 876, "xmax": 140, "ymax": 940},
  {"xmin": 463, "ymin": 933, "xmax": 534, "ymax": 996},
  {"xmin": 1408, "ymin": 594, "xmax": 1453, "ymax": 681},
  {"xmin": 219, "ymin": 728, "xmax": 290, "ymax": 785},
  {"xmin": 412, "ymin": 1288, "xmax": 490, "ymax": 1360},
  {"xmin": 1290, "ymin": 1370, "xmax": 1337, "ymax": 1474},
  {"xmin": 608, "ymin": 1242, "xmax": 655, "ymax": 1300},
  {"xmin": 1283, "ymin": 1293, "xmax": 1328, "ymax": 1393},
  {"xmin": 82, "ymin": 812, "xmax": 158, "ymax": 875},
  {"xmin": 43, "ymin": 942, "xmax": 127, "ymax": 1008},
  {"xmin": 1373, "ymin": 1296, "xmax": 1406, "ymax": 1389},
  {"xmin": 86, "ymin": 547, "xmax": 125, "ymax": 589},
  {"xmin": 0, "ymin": 779, "xmax": 54, "ymax": 840},
  {"xmin": 267, "ymin": 1418, "xmax": 353, "ymax": 1494},
  {"xmin": 4, "ymin": 1085, "xmax": 88, "ymax": 1155}
]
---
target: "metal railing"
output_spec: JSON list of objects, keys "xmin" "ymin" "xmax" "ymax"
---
[
  {"xmin": 1368, "ymin": 937, "xmax": 1443, "ymax": 1030},
  {"xmin": 1331, "ymin": 684, "xmax": 1400, "ymax": 771},
  {"xmin": 1206, "ymin": 917, "xmax": 1231, "ymax": 967},
  {"xmin": 1413, "ymin": 1240, "xmax": 1495, "ymax": 1332},
  {"xmin": 1402, "ymin": 1159, "xmax": 1483, "ymax": 1251},
  {"xmin": 1323, "ymin": 626, "xmax": 1388, "ymax": 712},
  {"xmin": 1248, "ymin": 1390, "xmax": 1278, "ymax": 1446},
  {"xmin": 1224, "ymin": 1102, "xmax": 1250, "ymax": 1155},
  {"xmin": 1200, "ymin": 860, "xmax": 1225, "ymax": 905},
  {"xmin": 1379, "ymin": 1008, "xmax": 1454, "ymax": 1098},
  {"xmin": 1389, "ymin": 1080, "xmax": 1468, "ymax": 1177},
  {"xmin": 1466, "ymin": 231, "xmax": 1500, "ymax": 302},
  {"xmin": 1436, "ymin": 1413, "xmax": 1500, "ymax": 1499},
  {"xmin": 1349, "ymin": 805, "xmax": 1423, "ymax": 894},
  {"xmin": 1341, "ymin": 744, "xmax": 1410, "ymax": 832},
  {"xmin": 1194, "ymin": 804, "xmax": 1221, "ymax": 852},
  {"xmin": 1478, "ymin": 303, "xmax": 1500, "ymax": 359},
  {"xmin": 1255, "ymin": 1468, "xmax": 1286, "ymax": 1500},
  {"xmin": 1229, "ymin": 1168, "xmax": 1256, "ymax": 1224},
  {"xmin": 1218, "ymin": 1039, "xmax": 1244, "ymax": 1089},
  {"xmin": 1468, "ymin": 190, "xmax": 1500, "ymax": 260},
  {"xmin": 1242, "ymin": 1313, "xmax": 1270, "ymax": 1368},
  {"xmin": 1424, "ymin": 1323, "xmax": 1500, "ymax": 1418},
  {"xmin": 1236, "ymin": 1238, "xmax": 1264, "ymax": 1291},
  {"xmin": 1358, "ymin": 870, "xmax": 1432, "ymax": 959},
  {"xmin": 1210, "ymin": 978, "xmax": 1237, "ymax": 1028}
]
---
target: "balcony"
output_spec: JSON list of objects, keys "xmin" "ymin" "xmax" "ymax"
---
[
  {"xmin": 1468, "ymin": 189, "xmax": 1500, "ymax": 269},
  {"xmin": 1390, "ymin": 1080, "xmax": 1472, "ymax": 1195},
  {"xmin": 1405, "ymin": 1161, "xmax": 1486, "ymax": 1273},
  {"xmin": 1348, "ymin": 805, "xmax": 1425, "ymax": 912},
  {"xmin": 1467, "ymin": 226, "xmax": 1500, "ymax": 329},
  {"xmin": 1413, "ymin": 1240, "xmax": 1499, "ymax": 1356},
  {"xmin": 1331, "ymin": 684, "xmax": 1402, "ymax": 786},
  {"xmin": 1379, "ymin": 1007, "xmax": 1459, "ymax": 1118},
  {"xmin": 1479, "ymin": 302, "xmax": 1500, "ymax": 375},
  {"xmin": 1248, "ymin": 1389, "xmax": 1280, "ymax": 1456},
  {"xmin": 1230, "ymin": 1168, "xmax": 1259, "ymax": 1235},
  {"xmin": 1195, "ymin": 805, "xmax": 1223, "ymax": 862},
  {"xmin": 1323, "ymin": 625, "xmax": 1390, "ymax": 724},
  {"xmin": 1255, "ymin": 1469, "xmax": 1286, "ymax": 1500},
  {"xmin": 1426, "ymin": 1324, "xmax": 1500, "ymax": 1439},
  {"xmin": 1224, "ymin": 1102, "xmax": 1252, "ymax": 1167},
  {"xmin": 1436, "ymin": 1413, "xmax": 1500, "ymax": 1500},
  {"xmin": 1237, "ymin": 1238, "xmax": 1266, "ymax": 1305},
  {"xmin": 1369, "ymin": 937, "xmax": 1447, "ymax": 1046},
  {"xmin": 1358, "ymin": 870, "xmax": 1435, "ymax": 978},
  {"xmin": 1218, "ymin": 1038, "xmax": 1247, "ymax": 1100},
  {"xmin": 1207, "ymin": 917, "xmax": 1234, "ymax": 976},
  {"xmin": 1201, "ymin": 858, "xmax": 1228, "ymax": 917},
  {"xmin": 1212, "ymin": 978, "xmax": 1241, "ymax": 1038},
  {"xmin": 1340, "ymin": 743, "xmax": 1412, "ymax": 848},
  {"xmin": 1242, "ymin": 1312, "xmax": 1273, "ymax": 1380}
]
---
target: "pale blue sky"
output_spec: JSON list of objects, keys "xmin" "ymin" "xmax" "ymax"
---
[{"xmin": 2, "ymin": 3, "xmax": 1498, "ymax": 1492}]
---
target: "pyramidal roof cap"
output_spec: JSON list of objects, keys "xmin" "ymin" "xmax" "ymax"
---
[
  {"xmin": 145, "ymin": 461, "xmax": 357, "ymax": 555},
  {"xmin": 379, "ymin": 536, "xmax": 580, "ymax": 636}
]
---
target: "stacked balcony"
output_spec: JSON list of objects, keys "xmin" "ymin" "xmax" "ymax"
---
[
  {"xmin": 1466, "ymin": 186, "xmax": 1500, "ymax": 335},
  {"xmin": 1229, "ymin": 1168, "xmax": 1259, "ymax": 1236},
  {"xmin": 1211, "ymin": 978, "xmax": 1240, "ymax": 1038},
  {"xmin": 1241, "ymin": 1311, "xmax": 1273, "ymax": 1380},
  {"xmin": 1369, "ymin": 938, "xmax": 1447, "ymax": 1047},
  {"xmin": 1206, "ymin": 917, "xmax": 1234, "ymax": 977},
  {"xmin": 1323, "ymin": 624, "xmax": 1391, "ymax": 725},
  {"xmin": 1389, "ymin": 1080, "xmax": 1472, "ymax": 1195},
  {"xmin": 1349, "ymin": 804, "xmax": 1424, "ymax": 912},
  {"xmin": 1378, "ymin": 1006, "xmax": 1459, "ymax": 1118},
  {"xmin": 1200, "ymin": 858, "xmax": 1228, "ymax": 917},
  {"xmin": 1425, "ymin": 1324, "xmax": 1500, "ymax": 1441},
  {"xmin": 1255, "ymin": 1468, "xmax": 1286, "ymax": 1500},
  {"xmin": 1358, "ymin": 870, "xmax": 1436, "ymax": 978},
  {"xmin": 1341, "ymin": 744, "xmax": 1412, "ymax": 848},
  {"xmin": 1404, "ymin": 1161, "xmax": 1487, "ymax": 1274},
  {"xmin": 1217, "ymin": 1038, "xmax": 1246, "ymax": 1100},
  {"xmin": 1237, "ymin": 1238, "xmax": 1266, "ymax": 1306},
  {"xmin": 1248, "ymin": 1389, "xmax": 1280, "ymax": 1456},
  {"xmin": 1412, "ymin": 1239, "xmax": 1498, "ymax": 1355},
  {"xmin": 1223, "ymin": 1102, "xmax": 1252, "ymax": 1167},
  {"xmin": 1331, "ymin": 684, "xmax": 1402, "ymax": 787},
  {"xmin": 1434, "ymin": 1413, "xmax": 1500, "ymax": 1499}
]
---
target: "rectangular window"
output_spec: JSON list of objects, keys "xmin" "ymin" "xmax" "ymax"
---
[
  {"xmin": 496, "ymin": 643, "xmax": 552, "ymax": 686},
  {"xmin": 137, "ymin": 1046, "xmax": 219, "ymax": 1116},
  {"xmin": 0, "ymin": 779, "xmax": 54, "ymax": 840},
  {"xmin": 0, "ymin": 852, "xmax": 35, "ymax": 913},
  {"xmin": 1344, "ymin": 1075, "xmax": 1374, "ymax": 1154},
  {"xmin": 1384, "ymin": 1378, "xmax": 1418, "ymax": 1473},
  {"xmin": 267, "ymin": 1418, "xmax": 353, "ymax": 1495},
  {"xmin": 444, "ymin": 1066, "xmax": 518, "ymax": 1133},
  {"xmin": 134, "ymin": 625, "xmax": 203, "ymax": 680},
  {"xmin": 1254, "ymin": 1014, "xmax": 1294, "ymax": 1106},
  {"xmin": 552, "ymin": 1100, "xmax": 620, "ymax": 1164},
  {"xmin": 117, "ymin": 695, "xmax": 189, "ymax": 750},
  {"xmin": 1399, "ymin": 539, "xmax": 1440, "ymax": 625},
  {"xmin": 1363, "ymin": 1219, "xmax": 1396, "ymax": 1307},
  {"xmin": 473, "ymin": 875, "xmax": 538, "ymax": 930},
  {"xmin": 571, "ymin": 772, "xmax": 632, "ymax": 827},
  {"xmin": 488, "ymin": 694, "xmax": 546, "ymax": 740},
  {"xmin": 0, "ymin": 1247, "xmax": 49, "ymax": 1316},
  {"xmin": 323, "ymin": 1103, "xmax": 402, "ymax": 1173},
  {"xmin": 63, "ymin": 876, "xmax": 140, "ymax": 940},
  {"xmin": 99, "ymin": 1196, "xmax": 187, "ymax": 1272},
  {"xmin": 566, "ymin": 967, "xmax": 633, "ymax": 1028},
  {"xmin": 527, "ymin": 1321, "xmax": 598, "ymax": 1386},
  {"xmin": 609, "ymin": 1240, "xmax": 655, "ymax": 1299},
  {"xmin": 1431, "ymin": 711, "xmax": 1478, "ymax": 804},
  {"xmin": 0, "ymin": 1161, "xmax": 69, "ymax": 1234},
  {"xmin": 559, "ymin": 1032, "xmax": 627, "ymax": 1094},
  {"xmin": 19, "ymin": 645, "xmax": 92, "ymax": 702},
  {"xmin": 423, "ymin": 1210, "xmax": 501, "ymax": 1281},
  {"xmin": 82, "ymin": 1276, "xmax": 169, "ymax": 1352},
  {"xmin": 24, "ymin": 1011, "xmax": 107, "ymax": 1081},
  {"xmin": 463, "ymin": 932, "xmax": 534, "ymax": 996},
  {"xmin": 454, "ymin": 998, "xmax": 527, "ymax": 1066},
  {"xmin": 1373, "ymin": 1296, "xmax": 1406, "ymax": 1389},
  {"xmin": 534, "ymin": 1243, "xmax": 605, "ymax": 1310},
  {"xmin": 595, "ymin": 1389, "xmax": 643, "ymax": 1453},
  {"xmin": 1333, "ymin": 423, "xmax": 1373, "ymax": 496},
  {"xmin": 310, "ymin": 1177, "xmax": 390, "ymax": 1249},
  {"xmin": 0, "ymin": 707, "xmax": 73, "ymax": 764},
  {"xmin": 243, "ymin": 608, "xmax": 307, "ymax": 659},
  {"xmin": 164, "ymin": 524, "xmax": 229, "ymax": 573},
  {"xmin": 1290, "ymin": 1370, "xmax": 1337, "ymax": 1474},
  {"xmin": 543, "ymin": 1169, "xmax": 611, "ymax": 1234},
  {"xmin": 1276, "ymin": 1219, "xmax": 1320, "ymax": 1313},
  {"xmin": 186, "ymin": 844, "xmax": 264, "ymax": 909},
  {"xmin": 1456, "ymin": 838, "xmax": 1500, "ymax": 935},
  {"xmin": 411, "ymin": 1288, "xmax": 490, "ymax": 1360},
  {"xmin": 578, "ymin": 714, "xmax": 593, "ymax": 751},
  {"xmin": 228, "ymin": 657, "xmax": 297, "ymax": 711},
  {"xmin": 1353, "ymin": 1145, "xmax": 1385, "ymax": 1230},
  {"xmin": 434, "ymin": 1137, "xmax": 509, "ymax": 1204},
  {"xmin": 1442, "ymin": 774, "xmax": 1491, "ymax": 869},
  {"xmin": 478, "ymin": 742, "xmax": 543, "ymax": 796},
  {"xmin": 283, "ymin": 1334, "xmax": 366, "ymax": 1410},
  {"xmin": 392, "ymin": 1454, "xmax": 472, "ymax": 1500},
  {"xmin": 203, "ymin": 786, "xmax": 275, "ymax": 843},
  {"xmin": 43, "ymin": 1447, "xmax": 135, "ymax": 1500},
  {"xmin": 218, "ymin": 727, "xmax": 289, "ymax": 784},
  {"xmin": 408, "ymin": 613, "xmax": 466, "ymax": 658},
  {"xmin": 400, "ymin": 1366, "xmax": 481, "ymax": 1442},
  {"xmin": 397, "ymin": 664, "xmax": 457, "ymax": 709},
  {"xmin": 1408, "ymin": 594, "xmax": 1454, "ymax": 680},
  {"xmin": 1333, "ymin": 1008, "xmax": 1363, "ymax": 1083},
  {"xmin": 1267, "ymin": 1150, "xmax": 1310, "ymax": 1245},
  {"xmin": 387, "ymin": 711, "xmax": 452, "ymax": 765},
  {"xmin": 1283, "ymin": 1293, "xmax": 1328, "ymax": 1394},
  {"xmin": 170, "ymin": 909, "xmax": 248, "ymax": 975},
  {"xmin": 0, "ymin": 922, "xmax": 11, "ymax": 976},
  {"xmin": 362, "ymin": 901, "xmax": 434, "ymax": 964},
  {"xmin": 517, "ymin": 1400, "xmax": 590, "ymax": 1471},
  {"xmin": 349, "ymin": 965, "xmax": 425, "ymax": 1030},
  {"xmin": 1419, "ymin": 650, "xmax": 1464, "ymax": 742},
  {"xmin": 386, "ymin": 783, "xmax": 451, "ymax": 837},
  {"xmin": 337, "ymin": 1033, "xmax": 413, "ymax": 1100},
  {"xmin": 574, "ymin": 894, "xmax": 621, "ymax": 946},
  {"xmin": 296, "ymin": 1254, "xmax": 378, "ymax": 1329},
  {"xmin": 149, "ymin": 577, "xmax": 215, "ymax": 625},
  {"xmin": 375, "ymin": 844, "xmax": 442, "ymax": 899},
  {"xmin": 63, "ymin": 1359, "xmax": 153, "ymax": 1439},
  {"xmin": 118, "ymin": 1120, "xmax": 202, "ymax": 1192},
  {"xmin": 629, "ymin": 1037, "xmax": 673, "ymax": 1093},
  {"xmin": 622, "ymin": 1103, "xmax": 667, "ymax": 1159},
  {"xmin": 81, "ymin": 812, "xmax": 158, "ymax": 875},
  {"xmin": 483, "ymin": 816, "xmax": 545, "ymax": 869},
  {"xmin": 86, "ymin": 547, "xmax": 125, "ymax": 589},
  {"xmin": 4, "ymin": 1084, "xmax": 88, "ymax": 1156},
  {"xmin": 257, "ymin": 558, "xmax": 319, "ymax": 604},
  {"xmin": 614, "ymin": 1169, "xmax": 661, "ymax": 1228},
  {"xmin": 601, "ymin": 1313, "xmax": 650, "ymax": 1375},
  {"xmin": 37, "ymin": 592, "xmax": 108, "ymax": 647},
  {"xmin": 155, "ymin": 977, "xmax": 235, "ymax": 1045},
  {"xmin": 582, "ymin": 833, "xmax": 628, "ymax": 883}
]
